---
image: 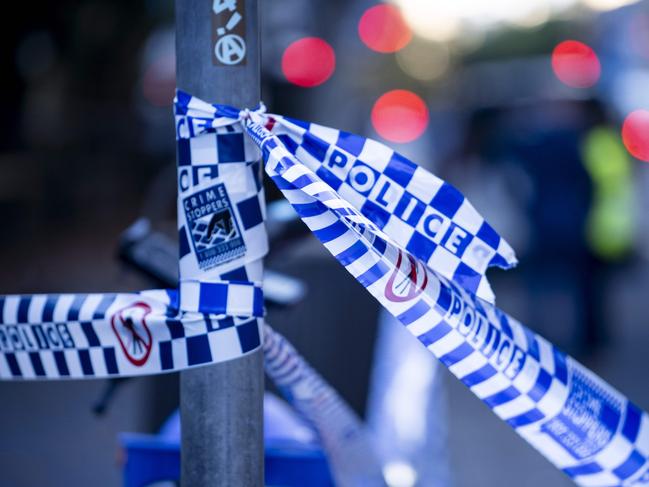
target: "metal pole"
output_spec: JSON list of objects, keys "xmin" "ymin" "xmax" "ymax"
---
[{"xmin": 175, "ymin": 1, "xmax": 264, "ymax": 486}]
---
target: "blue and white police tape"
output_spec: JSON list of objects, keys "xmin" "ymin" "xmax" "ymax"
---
[
  {"xmin": 0, "ymin": 93, "xmax": 269, "ymax": 378},
  {"xmin": 174, "ymin": 90, "xmax": 268, "ymax": 359},
  {"xmin": 263, "ymin": 324, "xmax": 385, "ymax": 487},
  {"xmin": 0, "ymin": 295, "xmax": 373, "ymax": 485},
  {"xmin": 174, "ymin": 89, "xmax": 516, "ymax": 304},
  {"xmin": 263, "ymin": 113, "xmax": 517, "ymax": 304},
  {"xmin": 0, "ymin": 290, "xmax": 263, "ymax": 378},
  {"xmin": 174, "ymin": 90, "xmax": 268, "ymax": 282},
  {"xmin": 3, "ymin": 88, "xmax": 649, "ymax": 486},
  {"xmin": 240, "ymin": 113, "xmax": 649, "ymax": 486}
]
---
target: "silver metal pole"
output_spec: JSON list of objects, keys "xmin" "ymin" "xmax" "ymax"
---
[{"xmin": 175, "ymin": 1, "xmax": 264, "ymax": 486}]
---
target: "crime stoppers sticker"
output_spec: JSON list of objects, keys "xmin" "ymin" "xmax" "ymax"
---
[{"xmin": 183, "ymin": 183, "xmax": 246, "ymax": 270}]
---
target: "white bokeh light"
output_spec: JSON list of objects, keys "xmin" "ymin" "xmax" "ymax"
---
[
  {"xmin": 391, "ymin": 0, "xmax": 640, "ymax": 41},
  {"xmin": 581, "ymin": 0, "xmax": 641, "ymax": 11}
]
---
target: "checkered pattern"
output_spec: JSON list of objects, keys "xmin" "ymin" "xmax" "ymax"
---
[
  {"xmin": 245, "ymin": 117, "xmax": 649, "ymax": 486},
  {"xmin": 179, "ymin": 280, "xmax": 263, "ymax": 317},
  {"xmin": 263, "ymin": 324, "xmax": 384, "ymax": 486},
  {"xmin": 264, "ymin": 115, "xmax": 517, "ymax": 303},
  {"xmin": 175, "ymin": 90, "xmax": 267, "ymax": 281},
  {"xmin": 4, "ymin": 90, "xmax": 648, "ymax": 485},
  {"xmin": 0, "ymin": 92, "xmax": 269, "ymax": 379},
  {"xmin": 0, "ymin": 291, "xmax": 262, "ymax": 379},
  {"xmin": 174, "ymin": 90, "xmax": 268, "ymax": 366}
]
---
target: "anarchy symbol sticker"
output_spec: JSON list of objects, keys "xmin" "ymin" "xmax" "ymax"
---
[
  {"xmin": 384, "ymin": 250, "xmax": 428, "ymax": 302},
  {"xmin": 111, "ymin": 302, "xmax": 153, "ymax": 366},
  {"xmin": 212, "ymin": 0, "xmax": 247, "ymax": 66},
  {"xmin": 215, "ymin": 34, "xmax": 246, "ymax": 65}
]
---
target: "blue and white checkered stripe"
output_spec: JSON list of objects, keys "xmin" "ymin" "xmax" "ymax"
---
[
  {"xmin": 246, "ymin": 118, "xmax": 649, "ymax": 486},
  {"xmin": 177, "ymin": 281, "xmax": 264, "ymax": 317},
  {"xmin": 174, "ymin": 90, "xmax": 268, "ymax": 360},
  {"xmin": 264, "ymin": 115, "xmax": 517, "ymax": 303},
  {"xmin": 176, "ymin": 87, "xmax": 384, "ymax": 487},
  {"xmin": 0, "ymin": 91, "xmax": 269, "ymax": 380},
  {"xmin": 175, "ymin": 90, "xmax": 267, "ymax": 281},
  {"xmin": 0, "ymin": 290, "xmax": 263, "ymax": 379},
  {"xmin": 263, "ymin": 324, "xmax": 385, "ymax": 486}
]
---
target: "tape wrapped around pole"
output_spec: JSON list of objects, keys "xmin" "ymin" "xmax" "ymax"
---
[
  {"xmin": 3, "ymin": 90, "xmax": 649, "ymax": 486},
  {"xmin": 0, "ymin": 95, "xmax": 269, "ymax": 379}
]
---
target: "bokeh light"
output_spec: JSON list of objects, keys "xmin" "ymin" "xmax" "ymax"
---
[
  {"xmin": 629, "ymin": 13, "xmax": 649, "ymax": 60},
  {"xmin": 371, "ymin": 90, "xmax": 429, "ymax": 143},
  {"xmin": 393, "ymin": 0, "xmax": 564, "ymax": 43},
  {"xmin": 507, "ymin": 3, "xmax": 550, "ymax": 28},
  {"xmin": 622, "ymin": 110, "xmax": 649, "ymax": 162},
  {"xmin": 551, "ymin": 40, "xmax": 601, "ymax": 88},
  {"xmin": 383, "ymin": 460, "xmax": 418, "ymax": 487},
  {"xmin": 393, "ymin": 0, "xmax": 460, "ymax": 42},
  {"xmin": 396, "ymin": 38, "xmax": 450, "ymax": 81},
  {"xmin": 281, "ymin": 37, "xmax": 336, "ymax": 88},
  {"xmin": 358, "ymin": 4, "xmax": 412, "ymax": 53},
  {"xmin": 581, "ymin": 0, "xmax": 641, "ymax": 11}
]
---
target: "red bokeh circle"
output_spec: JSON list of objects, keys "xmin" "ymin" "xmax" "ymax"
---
[
  {"xmin": 358, "ymin": 4, "xmax": 412, "ymax": 53},
  {"xmin": 281, "ymin": 37, "xmax": 336, "ymax": 88},
  {"xmin": 551, "ymin": 40, "xmax": 601, "ymax": 88},
  {"xmin": 622, "ymin": 110, "xmax": 649, "ymax": 162},
  {"xmin": 371, "ymin": 90, "xmax": 429, "ymax": 143}
]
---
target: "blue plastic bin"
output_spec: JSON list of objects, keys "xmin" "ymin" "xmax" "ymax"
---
[{"xmin": 119, "ymin": 394, "xmax": 334, "ymax": 487}]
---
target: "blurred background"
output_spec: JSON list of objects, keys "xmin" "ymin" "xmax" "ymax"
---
[{"xmin": 2, "ymin": 0, "xmax": 649, "ymax": 485}]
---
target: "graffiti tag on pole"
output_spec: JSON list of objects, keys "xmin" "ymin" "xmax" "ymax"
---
[{"xmin": 212, "ymin": 0, "xmax": 247, "ymax": 66}]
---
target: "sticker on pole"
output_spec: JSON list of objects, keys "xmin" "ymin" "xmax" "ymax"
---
[
  {"xmin": 111, "ymin": 302, "xmax": 153, "ymax": 366},
  {"xmin": 183, "ymin": 182, "xmax": 246, "ymax": 270},
  {"xmin": 212, "ymin": 0, "xmax": 247, "ymax": 66}
]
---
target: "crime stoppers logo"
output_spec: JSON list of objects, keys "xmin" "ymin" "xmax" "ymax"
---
[
  {"xmin": 385, "ymin": 250, "xmax": 428, "ymax": 302},
  {"xmin": 183, "ymin": 183, "xmax": 246, "ymax": 270},
  {"xmin": 111, "ymin": 302, "xmax": 153, "ymax": 366}
]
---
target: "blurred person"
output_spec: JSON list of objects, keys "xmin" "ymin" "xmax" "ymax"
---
[
  {"xmin": 579, "ymin": 99, "xmax": 636, "ymax": 346},
  {"xmin": 446, "ymin": 98, "xmax": 635, "ymax": 356}
]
